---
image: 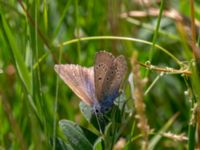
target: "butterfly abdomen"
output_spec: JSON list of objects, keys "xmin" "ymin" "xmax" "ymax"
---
[{"xmin": 99, "ymin": 90, "xmax": 119, "ymax": 113}]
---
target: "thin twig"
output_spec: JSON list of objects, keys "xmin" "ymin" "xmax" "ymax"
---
[{"xmin": 139, "ymin": 62, "xmax": 191, "ymax": 75}]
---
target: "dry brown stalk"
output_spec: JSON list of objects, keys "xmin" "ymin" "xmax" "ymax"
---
[{"xmin": 131, "ymin": 52, "xmax": 150, "ymax": 150}]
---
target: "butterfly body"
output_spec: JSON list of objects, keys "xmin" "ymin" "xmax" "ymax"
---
[
  {"xmin": 54, "ymin": 51, "xmax": 127, "ymax": 115},
  {"xmin": 92, "ymin": 89, "xmax": 119, "ymax": 114}
]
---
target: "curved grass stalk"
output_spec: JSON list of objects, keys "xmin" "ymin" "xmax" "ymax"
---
[{"xmin": 60, "ymin": 36, "xmax": 182, "ymax": 66}]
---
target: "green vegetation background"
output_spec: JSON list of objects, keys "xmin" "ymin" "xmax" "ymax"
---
[{"xmin": 0, "ymin": 0, "xmax": 200, "ymax": 149}]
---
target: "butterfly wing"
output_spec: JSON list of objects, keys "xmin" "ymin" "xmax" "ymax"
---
[
  {"xmin": 100, "ymin": 55, "xmax": 127, "ymax": 101},
  {"xmin": 108, "ymin": 55, "xmax": 127, "ymax": 95},
  {"xmin": 54, "ymin": 64, "xmax": 96, "ymax": 106},
  {"xmin": 94, "ymin": 51, "xmax": 114, "ymax": 101}
]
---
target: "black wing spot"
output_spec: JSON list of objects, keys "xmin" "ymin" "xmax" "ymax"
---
[{"xmin": 98, "ymin": 63, "xmax": 103, "ymax": 67}]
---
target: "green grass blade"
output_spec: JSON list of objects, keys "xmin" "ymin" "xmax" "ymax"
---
[
  {"xmin": 0, "ymin": 14, "xmax": 31, "ymax": 92},
  {"xmin": 0, "ymin": 13, "xmax": 37, "ymax": 112}
]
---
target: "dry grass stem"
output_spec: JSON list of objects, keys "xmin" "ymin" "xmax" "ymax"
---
[{"xmin": 131, "ymin": 52, "xmax": 150, "ymax": 150}]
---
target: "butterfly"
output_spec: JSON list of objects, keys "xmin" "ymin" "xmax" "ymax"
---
[{"xmin": 54, "ymin": 51, "xmax": 127, "ymax": 115}]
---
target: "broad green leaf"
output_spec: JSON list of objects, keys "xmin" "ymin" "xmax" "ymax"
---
[{"xmin": 59, "ymin": 120, "xmax": 94, "ymax": 150}]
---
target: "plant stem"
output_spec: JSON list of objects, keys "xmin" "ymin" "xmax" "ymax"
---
[{"xmin": 60, "ymin": 36, "xmax": 182, "ymax": 66}]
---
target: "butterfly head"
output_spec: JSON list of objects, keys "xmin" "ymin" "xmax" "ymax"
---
[
  {"xmin": 92, "ymin": 102, "xmax": 111, "ymax": 116},
  {"xmin": 92, "ymin": 103, "xmax": 103, "ymax": 116}
]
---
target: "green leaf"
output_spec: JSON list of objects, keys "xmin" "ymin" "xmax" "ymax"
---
[
  {"xmin": 79, "ymin": 101, "xmax": 93, "ymax": 122},
  {"xmin": 59, "ymin": 120, "xmax": 94, "ymax": 150},
  {"xmin": 79, "ymin": 102, "xmax": 109, "ymax": 132},
  {"xmin": 93, "ymin": 137, "xmax": 103, "ymax": 150},
  {"xmin": 114, "ymin": 92, "xmax": 127, "ymax": 110},
  {"xmin": 104, "ymin": 122, "xmax": 112, "ymax": 138},
  {"xmin": 52, "ymin": 137, "xmax": 74, "ymax": 150}
]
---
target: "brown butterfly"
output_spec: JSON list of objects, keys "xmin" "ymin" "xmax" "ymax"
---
[{"xmin": 54, "ymin": 51, "xmax": 127, "ymax": 115}]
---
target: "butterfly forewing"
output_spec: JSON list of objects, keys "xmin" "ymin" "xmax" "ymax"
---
[
  {"xmin": 54, "ymin": 64, "xmax": 96, "ymax": 106},
  {"xmin": 94, "ymin": 51, "xmax": 115, "ymax": 101}
]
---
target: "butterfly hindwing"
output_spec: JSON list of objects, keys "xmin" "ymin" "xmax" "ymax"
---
[
  {"xmin": 108, "ymin": 55, "xmax": 127, "ymax": 95},
  {"xmin": 54, "ymin": 64, "xmax": 96, "ymax": 106},
  {"xmin": 94, "ymin": 51, "xmax": 114, "ymax": 101},
  {"xmin": 101, "ymin": 55, "xmax": 127, "ymax": 102}
]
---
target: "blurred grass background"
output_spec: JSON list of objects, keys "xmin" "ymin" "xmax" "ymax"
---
[{"xmin": 0, "ymin": 0, "xmax": 200, "ymax": 149}]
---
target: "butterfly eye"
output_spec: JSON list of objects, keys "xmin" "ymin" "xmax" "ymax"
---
[{"xmin": 95, "ymin": 109, "xmax": 99, "ymax": 113}]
